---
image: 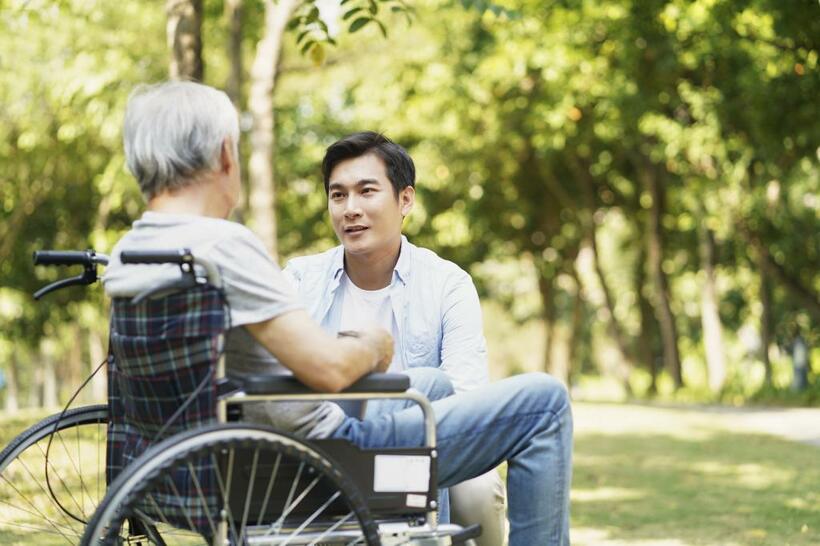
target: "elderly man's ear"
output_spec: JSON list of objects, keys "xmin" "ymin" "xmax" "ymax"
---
[{"xmin": 219, "ymin": 138, "xmax": 238, "ymax": 174}]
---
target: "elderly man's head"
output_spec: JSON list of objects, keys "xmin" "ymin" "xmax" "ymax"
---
[{"xmin": 123, "ymin": 81, "xmax": 239, "ymax": 202}]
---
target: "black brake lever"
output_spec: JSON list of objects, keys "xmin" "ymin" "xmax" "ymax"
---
[
  {"xmin": 33, "ymin": 275, "xmax": 90, "ymax": 300},
  {"xmin": 33, "ymin": 261, "xmax": 100, "ymax": 300}
]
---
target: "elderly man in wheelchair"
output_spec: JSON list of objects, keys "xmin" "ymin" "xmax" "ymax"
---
[{"xmin": 86, "ymin": 81, "xmax": 573, "ymax": 546}]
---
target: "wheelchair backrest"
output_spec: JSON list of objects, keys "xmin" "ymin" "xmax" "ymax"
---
[{"xmin": 106, "ymin": 284, "xmax": 228, "ymax": 535}]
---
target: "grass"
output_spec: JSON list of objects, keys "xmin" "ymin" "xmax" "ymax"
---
[
  {"xmin": 571, "ymin": 402, "xmax": 819, "ymax": 546},
  {"xmin": 0, "ymin": 403, "xmax": 818, "ymax": 545}
]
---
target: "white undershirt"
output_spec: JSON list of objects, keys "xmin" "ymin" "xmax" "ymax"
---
[{"xmin": 338, "ymin": 274, "xmax": 402, "ymax": 372}]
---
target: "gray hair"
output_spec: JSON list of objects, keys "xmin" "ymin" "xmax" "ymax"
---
[{"xmin": 123, "ymin": 81, "xmax": 240, "ymax": 200}]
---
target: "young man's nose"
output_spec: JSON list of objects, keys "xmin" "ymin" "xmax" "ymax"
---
[{"xmin": 343, "ymin": 195, "xmax": 362, "ymax": 217}]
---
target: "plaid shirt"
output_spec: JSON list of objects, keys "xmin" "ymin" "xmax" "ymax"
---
[{"xmin": 106, "ymin": 285, "xmax": 228, "ymax": 536}]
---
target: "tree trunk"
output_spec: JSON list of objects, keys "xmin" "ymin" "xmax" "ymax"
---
[
  {"xmin": 758, "ymin": 253, "xmax": 774, "ymax": 385},
  {"xmin": 66, "ymin": 324, "xmax": 83, "ymax": 402},
  {"xmin": 166, "ymin": 0, "xmax": 204, "ymax": 81},
  {"xmin": 248, "ymin": 0, "xmax": 299, "ymax": 259},
  {"xmin": 225, "ymin": 0, "xmax": 243, "ymax": 106},
  {"xmin": 698, "ymin": 225, "xmax": 727, "ymax": 392},
  {"xmin": 574, "ymin": 162, "xmax": 634, "ymax": 390},
  {"xmin": 635, "ymin": 241, "xmax": 659, "ymax": 394},
  {"xmin": 4, "ymin": 352, "xmax": 19, "ymax": 412},
  {"xmin": 40, "ymin": 341, "xmax": 58, "ymax": 409},
  {"xmin": 740, "ymin": 224, "xmax": 820, "ymax": 322},
  {"xmin": 566, "ymin": 265, "xmax": 586, "ymax": 388},
  {"xmin": 89, "ymin": 328, "xmax": 108, "ymax": 403},
  {"xmin": 538, "ymin": 272, "xmax": 558, "ymax": 377},
  {"xmin": 641, "ymin": 164, "xmax": 683, "ymax": 388}
]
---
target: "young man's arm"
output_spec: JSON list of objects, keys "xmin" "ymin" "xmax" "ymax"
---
[
  {"xmin": 439, "ymin": 272, "xmax": 490, "ymax": 392},
  {"xmin": 245, "ymin": 311, "xmax": 393, "ymax": 393}
]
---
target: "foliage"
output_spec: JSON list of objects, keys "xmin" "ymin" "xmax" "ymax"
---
[{"xmin": 0, "ymin": 0, "xmax": 817, "ymax": 409}]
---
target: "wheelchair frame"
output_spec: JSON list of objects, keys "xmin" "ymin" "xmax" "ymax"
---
[{"xmin": 0, "ymin": 248, "xmax": 481, "ymax": 546}]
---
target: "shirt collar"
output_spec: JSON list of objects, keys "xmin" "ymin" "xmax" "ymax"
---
[{"xmin": 330, "ymin": 235, "xmax": 411, "ymax": 285}]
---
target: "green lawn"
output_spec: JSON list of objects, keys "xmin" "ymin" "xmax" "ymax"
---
[
  {"xmin": 571, "ymin": 403, "xmax": 819, "ymax": 546},
  {"xmin": 1, "ymin": 403, "xmax": 818, "ymax": 545}
]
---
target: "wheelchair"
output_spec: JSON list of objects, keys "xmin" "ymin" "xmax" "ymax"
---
[{"xmin": 0, "ymin": 249, "xmax": 481, "ymax": 545}]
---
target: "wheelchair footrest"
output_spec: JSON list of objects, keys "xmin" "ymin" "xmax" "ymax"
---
[{"xmin": 449, "ymin": 523, "xmax": 482, "ymax": 544}]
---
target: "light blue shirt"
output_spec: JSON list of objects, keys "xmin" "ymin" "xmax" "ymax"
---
[{"xmin": 284, "ymin": 236, "xmax": 489, "ymax": 393}]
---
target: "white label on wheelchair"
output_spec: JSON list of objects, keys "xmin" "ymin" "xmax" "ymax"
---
[{"xmin": 373, "ymin": 454, "xmax": 431, "ymax": 492}]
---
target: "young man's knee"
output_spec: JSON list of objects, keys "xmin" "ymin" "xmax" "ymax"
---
[
  {"xmin": 404, "ymin": 367, "xmax": 455, "ymax": 401},
  {"xmin": 516, "ymin": 372, "xmax": 570, "ymax": 413}
]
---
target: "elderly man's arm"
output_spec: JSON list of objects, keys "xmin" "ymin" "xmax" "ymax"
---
[{"xmin": 246, "ymin": 310, "xmax": 393, "ymax": 393}]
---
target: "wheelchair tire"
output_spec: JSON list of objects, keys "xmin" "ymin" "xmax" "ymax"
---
[
  {"xmin": 81, "ymin": 423, "xmax": 381, "ymax": 545},
  {"xmin": 0, "ymin": 404, "xmax": 108, "ymax": 543}
]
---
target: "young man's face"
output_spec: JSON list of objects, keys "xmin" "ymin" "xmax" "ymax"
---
[{"xmin": 327, "ymin": 153, "xmax": 414, "ymax": 258}]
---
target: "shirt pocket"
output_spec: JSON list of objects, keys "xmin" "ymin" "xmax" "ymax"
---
[{"xmin": 404, "ymin": 327, "xmax": 438, "ymax": 367}]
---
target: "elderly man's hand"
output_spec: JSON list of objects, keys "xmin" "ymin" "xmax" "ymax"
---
[{"xmin": 339, "ymin": 329, "xmax": 392, "ymax": 372}]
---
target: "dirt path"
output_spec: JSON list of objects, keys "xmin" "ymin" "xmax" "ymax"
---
[{"xmin": 573, "ymin": 401, "xmax": 820, "ymax": 447}]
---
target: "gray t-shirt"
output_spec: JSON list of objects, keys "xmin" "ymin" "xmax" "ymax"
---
[{"xmin": 103, "ymin": 211, "xmax": 346, "ymax": 439}]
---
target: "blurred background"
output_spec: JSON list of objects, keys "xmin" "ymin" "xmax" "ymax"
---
[
  {"xmin": 1, "ymin": 1, "xmax": 818, "ymax": 543},
  {"xmin": 1, "ymin": 0, "xmax": 816, "ymax": 409}
]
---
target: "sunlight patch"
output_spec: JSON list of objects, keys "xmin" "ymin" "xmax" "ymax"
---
[{"xmin": 572, "ymin": 487, "xmax": 647, "ymax": 502}]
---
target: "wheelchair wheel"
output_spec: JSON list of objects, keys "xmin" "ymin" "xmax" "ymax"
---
[
  {"xmin": 81, "ymin": 423, "xmax": 380, "ymax": 545},
  {"xmin": 0, "ymin": 404, "xmax": 108, "ymax": 544}
]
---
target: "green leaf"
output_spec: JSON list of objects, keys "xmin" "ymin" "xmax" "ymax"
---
[
  {"xmin": 368, "ymin": 0, "xmax": 378, "ymax": 15},
  {"xmin": 348, "ymin": 17, "xmax": 372, "ymax": 33},
  {"xmin": 296, "ymin": 29, "xmax": 311, "ymax": 45},
  {"xmin": 342, "ymin": 7, "xmax": 364, "ymax": 20},
  {"xmin": 376, "ymin": 19, "xmax": 387, "ymax": 38},
  {"xmin": 286, "ymin": 16, "xmax": 303, "ymax": 31}
]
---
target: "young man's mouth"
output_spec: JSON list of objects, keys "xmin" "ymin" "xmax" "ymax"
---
[{"xmin": 344, "ymin": 225, "xmax": 368, "ymax": 234}]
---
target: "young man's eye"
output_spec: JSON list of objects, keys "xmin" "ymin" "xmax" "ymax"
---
[{"xmin": 330, "ymin": 192, "xmax": 344, "ymax": 200}]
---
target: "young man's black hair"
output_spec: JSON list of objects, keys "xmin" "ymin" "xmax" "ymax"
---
[{"xmin": 322, "ymin": 131, "xmax": 415, "ymax": 197}]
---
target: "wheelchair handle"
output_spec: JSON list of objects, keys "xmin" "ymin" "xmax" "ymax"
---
[
  {"xmin": 33, "ymin": 250, "xmax": 109, "ymax": 267},
  {"xmin": 120, "ymin": 249, "xmax": 193, "ymax": 265},
  {"xmin": 32, "ymin": 249, "xmax": 109, "ymax": 300}
]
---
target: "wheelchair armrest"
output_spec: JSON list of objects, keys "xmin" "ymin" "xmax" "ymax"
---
[{"xmin": 233, "ymin": 372, "xmax": 411, "ymax": 395}]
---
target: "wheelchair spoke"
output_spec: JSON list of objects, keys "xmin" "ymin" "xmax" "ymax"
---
[
  {"xmin": 147, "ymin": 492, "xmax": 176, "ymax": 529},
  {"xmin": 307, "ymin": 511, "xmax": 355, "ymax": 546},
  {"xmin": 0, "ymin": 518, "xmax": 83, "ymax": 539},
  {"xmin": 280, "ymin": 490, "xmax": 341, "ymax": 545},
  {"xmin": 208, "ymin": 448, "xmax": 241, "ymax": 542},
  {"xmin": 6, "ymin": 453, "xmax": 79, "ymax": 530},
  {"xmin": 35, "ymin": 437, "xmax": 88, "ymax": 518},
  {"xmin": 238, "ymin": 447, "xmax": 260, "ymax": 544},
  {"xmin": 164, "ymin": 473, "xmax": 201, "ymax": 535},
  {"xmin": 186, "ymin": 461, "xmax": 220, "ymax": 540},
  {"xmin": 0, "ymin": 472, "xmax": 77, "ymax": 543},
  {"xmin": 256, "ymin": 452, "xmax": 282, "ymax": 526},
  {"xmin": 266, "ymin": 473, "xmax": 322, "ymax": 537},
  {"xmin": 266, "ymin": 461, "xmax": 304, "ymax": 536}
]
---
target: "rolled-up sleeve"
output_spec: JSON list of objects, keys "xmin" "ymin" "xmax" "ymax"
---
[{"xmin": 438, "ymin": 271, "xmax": 489, "ymax": 392}]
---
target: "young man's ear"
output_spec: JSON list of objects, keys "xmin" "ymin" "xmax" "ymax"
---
[{"xmin": 400, "ymin": 186, "xmax": 415, "ymax": 217}]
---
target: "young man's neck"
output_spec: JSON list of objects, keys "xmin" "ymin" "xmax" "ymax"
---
[{"xmin": 344, "ymin": 237, "xmax": 402, "ymax": 290}]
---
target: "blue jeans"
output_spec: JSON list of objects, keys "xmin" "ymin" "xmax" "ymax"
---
[
  {"xmin": 332, "ymin": 372, "xmax": 573, "ymax": 546},
  {"xmin": 363, "ymin": 367, "xmax": 455, "ymax": 524}
]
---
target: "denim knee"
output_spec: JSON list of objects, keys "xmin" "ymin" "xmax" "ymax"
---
[
  {"xmin": 517, "ymin": 372, "xmax": 570, "ymax": 415},
  {"xmin": 405, "ymin": 367, "xmax": 455, "ymax": 401}
]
